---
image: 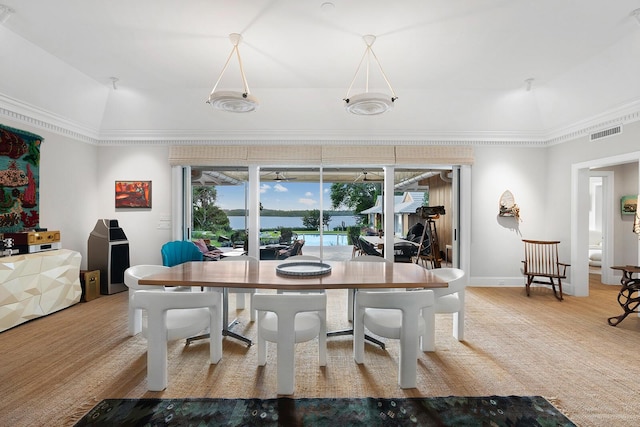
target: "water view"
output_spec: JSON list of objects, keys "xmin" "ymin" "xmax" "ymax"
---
[
  {"xmin": 228, "ymin": 215, "xmax": 359, "ymax": 231},
  {"xmin": 297, "ymin": 233, "xmax": 348, "ymax": 246}
]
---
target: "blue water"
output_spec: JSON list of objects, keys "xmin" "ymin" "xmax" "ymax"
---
[
  {"xmin": 228, "ymin": 215, "xmax": 358, "ymax": 231},
  {"xmin": 297, "ymin": 233, "xmax": 348, "ymax": 246}
]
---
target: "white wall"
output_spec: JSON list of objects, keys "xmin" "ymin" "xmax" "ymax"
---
[
  {"xmin": 612, "ymin": 162, "xmax": 639, "ymax": 267},
  {"xmin": 592, "ymin": 163, "xmax": 640, "ymax": 268},
  {"xmin": 460, "ymin": 121, "xmax": 640, "ymax": 289},
  {"xmin": 95, "ymin": 145, "xmax": 172, "ymax": 267},
  {"xmin": 0, "ymin": 117, "xmax": 172, "ymax": 268},
  {"xmin": 469, "ymin": 145, "xmax": 548, "ymax": 285},
  {"xmin": 2, "ymin": 117, "xmax": 639, "ymax": 289},
  {"xmin": 549, "ymin": 122, "xmax": 640, "ymax": 291}
]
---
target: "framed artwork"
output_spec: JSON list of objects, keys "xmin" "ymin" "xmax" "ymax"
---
[
  {"xmin": 115, "ymin": 181, "xmax": 152, "ymax": 208},
  {"xmin": 620, "ymin": 195, "xmax": 637, "ymax": 215}
]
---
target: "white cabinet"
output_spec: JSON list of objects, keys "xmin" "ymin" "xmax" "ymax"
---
[{"xmin": 0, "ymin": 249, "xmax": 82, "ymax": 332}]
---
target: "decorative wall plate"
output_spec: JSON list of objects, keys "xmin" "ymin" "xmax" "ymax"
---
[
  {"xmin": 499, "ymin": 190, "xmax": 520, "ymax": 220},
  {"xmin": 499, "ymin": 190, "xmax": 515, "ymax": 211}
]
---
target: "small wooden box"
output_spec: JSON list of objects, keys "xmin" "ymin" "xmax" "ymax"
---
[{"xmin": 80, "ymin": 270, "xmax": 101, "ymax": 302}]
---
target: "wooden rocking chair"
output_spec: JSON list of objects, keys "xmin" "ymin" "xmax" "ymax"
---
[{"xmin": 521, "ymin": 239, "xmax": 570, "ymax": 300}]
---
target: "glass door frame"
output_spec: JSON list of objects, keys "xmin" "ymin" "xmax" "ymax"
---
[{"xmin": 178, "ymin": 162, "xmax": 469, "ymax": 273}]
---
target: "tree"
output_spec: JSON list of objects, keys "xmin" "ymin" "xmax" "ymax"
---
[
  {"xmin": 192, "ymin": 186, "xmax": 230, "ymax": 231},
  {"xmin": 302, "ymin": 209, "xmax": 331, "ymax": 230},
  {"xmin": 329, "ymin": 182, "xmax": 380, "ymax": 222}
]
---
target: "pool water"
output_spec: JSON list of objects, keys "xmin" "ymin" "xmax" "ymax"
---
[{"xmin": 298, "ymin": 234, "xmax": 348, "ymax": 246}]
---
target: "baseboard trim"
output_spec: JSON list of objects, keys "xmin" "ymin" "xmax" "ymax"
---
[
  {"xmin": 469, "ymin": 277, "xmax": 524, "ymax": 287},
  {"xmin": 469, "ymin": 276, "xmax": 577, "ymax": 296}
]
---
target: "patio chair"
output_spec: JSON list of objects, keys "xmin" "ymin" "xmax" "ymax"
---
[
  {"xmin": 349, "ymin": 228, "xmax": 363, "ymax": 257},
  {"xmin": 358, "ymin": 237, "xmax": 383, "ymax": 257},
  {"xmin": 161, "ymin": 240, "xmax": 203, "ymax": 267},
  {"xmin": 192, "ymin": 238, "xmax": 223, "ymax": 260},
  {"xmin": 393, "ymin": 241, "xmax": 416, "ymax": 263},
  {"xmin": 276, "ymin": 239, "xmax": 305, "ymax": 260}
]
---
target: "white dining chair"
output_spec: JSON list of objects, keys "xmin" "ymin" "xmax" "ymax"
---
[
  {"xmin": 285, "ymin": 255, "xmax": 321, "ymax": 261},
  {"xmin": 353, "ymin": 289, "xmax": 435, "ymax": 389},
  {"xmin": 423, "ymin": 267, "xmax": 466, "ymax": 351},
  {"xmin": 125, "ymin": 264, "xmax": 191, "ymax": 336},
  {"xmin": 133, "ymin": 289, "xmax": 223, "ymax": 391},
  {"xmin": 347, "ymin": 255, "xmax": 390, "ymax": 321},
  {"xmin": 220, "ymin": 255, "xmax": 258, "ymax": 321},
  {"xmin": 252, "ymin": 292, "xmax": 327, "ymax": 395}
]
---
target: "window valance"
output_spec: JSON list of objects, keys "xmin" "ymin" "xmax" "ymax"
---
[{"xmin": 168, "ymin": 145, "xmax": 474, "ymax": 166}]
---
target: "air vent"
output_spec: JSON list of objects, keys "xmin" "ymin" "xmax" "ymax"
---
[{"xmin": 590, "ymin": 125, "xmax": 622, "ymax": 141}]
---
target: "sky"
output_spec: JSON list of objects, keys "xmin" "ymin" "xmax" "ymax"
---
[{"xmin": 215, "ymin": 182, "xmax": 335, "ymax": 211}]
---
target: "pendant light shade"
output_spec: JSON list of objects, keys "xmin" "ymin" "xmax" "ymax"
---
[
  {"xmin": 208, "ymin": 91, "xmax": 259, "ymax": 113},
  {"xmin": 344, "ymin": 35, "xmax": 397, "ymax": 115},
  {"xmin": 207, "ymin": 33, "xmax": 259, "ymax": 113},
  {"xmin": 344, "ymin": 92, "xmax": 395, "ymax": 116}
]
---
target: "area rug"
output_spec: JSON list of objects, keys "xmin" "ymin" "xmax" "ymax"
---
[{"xmin": 74, "ymin": 396, "xmax": 575, "ymax": 426}]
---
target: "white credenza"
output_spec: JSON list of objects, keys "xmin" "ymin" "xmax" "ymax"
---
[{"xmin": 0, "ymin": 249, "xmax": 82, "ymax": 333}]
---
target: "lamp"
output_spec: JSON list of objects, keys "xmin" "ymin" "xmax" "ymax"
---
[
  {"xmin": 344, "ymin": 35, "xmax": 397, "ymax": 115},
  {"xmin": 207, "ymin": 33, "xmax": 259, "ymax": 113}
]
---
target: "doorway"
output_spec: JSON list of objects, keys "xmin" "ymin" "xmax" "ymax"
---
[
  {"xmin": 588, "ymin": 172, "xmax": 613, "ymax": 282},
  {"xmin": 572, "ymin": 153, "xmax": 640, "ymax": 296}
]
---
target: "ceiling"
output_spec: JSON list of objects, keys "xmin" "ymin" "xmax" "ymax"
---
[{"xmin": 1, "ymin": 1, "xmax": 640, "ymax": 142}]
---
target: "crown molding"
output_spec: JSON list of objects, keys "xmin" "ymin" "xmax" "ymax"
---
[
  {"xmin": 96, "ymin": 129, "xmax": 548, "ymax": 147},
  {"xmin": 0, "ymin": 94, "xmax": 99, "ymax": 144},
  {"xmin": 545, "ymin": 99, "xmax": 640, "ymax": 146},
  {"xmin": 1, "ymin": 93, "xmax": 639, "ymax": 147}
]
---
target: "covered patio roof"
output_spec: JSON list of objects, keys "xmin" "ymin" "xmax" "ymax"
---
[{"xmin": 360, "ymin": 192, "xmax": 425, "ymax": 214}]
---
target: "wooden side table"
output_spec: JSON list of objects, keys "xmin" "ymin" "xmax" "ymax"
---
[{"xmin": 608, "ymin": 265, "xmax": 640, "ymax": 326}]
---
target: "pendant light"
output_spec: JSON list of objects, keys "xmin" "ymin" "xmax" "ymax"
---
[
  {"xmin": 343, "ymin": 35, "xmax": 397, "ymax": 115},
  {"xmin": 207, "ymin": 33, "xmax": 259, "ymax": 113}
]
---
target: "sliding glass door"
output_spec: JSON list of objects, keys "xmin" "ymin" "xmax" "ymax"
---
[
  {"xmin": 190, "ymin": 166, "xmax": 248, "ymax": 249},
  {"xmin": 183, "ymin": 164, "xmax": 459, "ymax": 266}
]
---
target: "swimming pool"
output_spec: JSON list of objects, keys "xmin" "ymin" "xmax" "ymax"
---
[{"xmin": 297, "ymin": 233, "xmax": 348, "ymax": 246}]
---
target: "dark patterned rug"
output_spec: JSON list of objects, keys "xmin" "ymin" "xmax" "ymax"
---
[{"xmin": 74, "ymin": 396, "xmax": 575, "ymax": 426}]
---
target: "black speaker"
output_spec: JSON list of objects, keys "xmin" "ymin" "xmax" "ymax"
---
[
  {"xmin": 106, "ymin": 242, "xmax": 130, "ymax": 292},
  {"xmin": 88, "ymin": 219, "xmax": 130, "ymax": 294}
]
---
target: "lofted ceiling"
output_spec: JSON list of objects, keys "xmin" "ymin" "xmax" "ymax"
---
[{"xmin": 1, "ymin": 1, "xmax": 640, "ymax": 143}]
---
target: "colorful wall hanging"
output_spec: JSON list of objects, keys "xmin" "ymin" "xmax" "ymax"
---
[
  {"xmin": 115, "ymin": 181, "xmax": 152, "ymax": 208},
  {"xmin": 0, "ymin": 124, "xmax": 42, "ymax": 232}
]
